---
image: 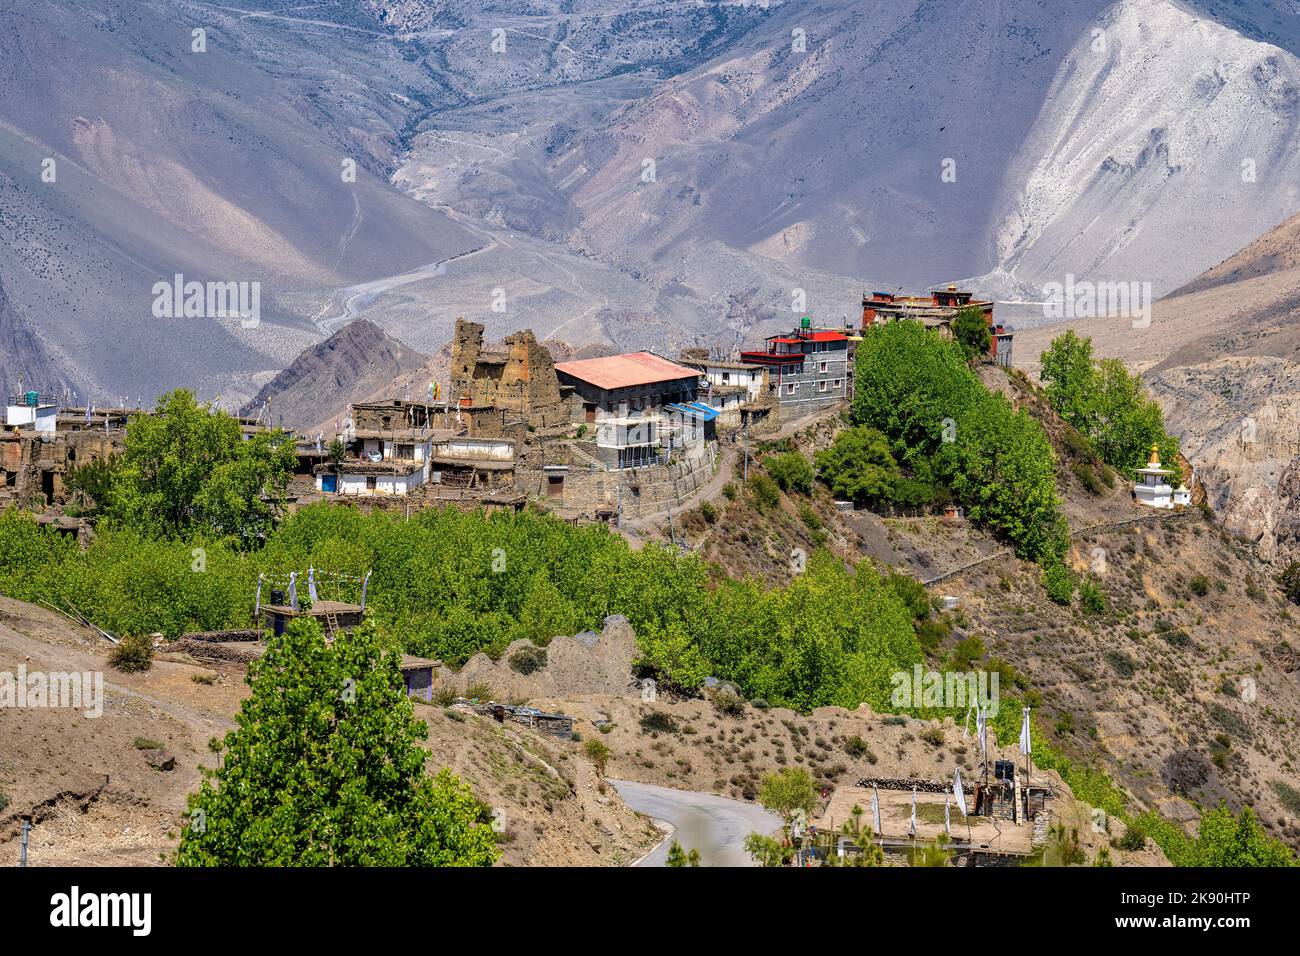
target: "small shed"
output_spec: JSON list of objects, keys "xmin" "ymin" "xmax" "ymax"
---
[{"xmin": 399, "ymin": 655, "xmax": 441, "ymax": 701}]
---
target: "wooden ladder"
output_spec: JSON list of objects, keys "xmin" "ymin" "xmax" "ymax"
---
[{"xmin": 325, "ymin": 612, "xmax": 341, "ymax": 637}]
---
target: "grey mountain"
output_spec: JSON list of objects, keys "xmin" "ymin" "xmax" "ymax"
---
[{"xmin": 2, "ymin": 0, "xmax": 1298, "ymax": 404}]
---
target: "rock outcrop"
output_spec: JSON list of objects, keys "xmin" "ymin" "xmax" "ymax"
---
[{"xmin": 437, "ymin": 615, "xmax": 641, "ymax": 701}]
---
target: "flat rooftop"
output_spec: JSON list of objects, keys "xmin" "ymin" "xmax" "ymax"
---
[
  {"xmin": 817, "ymin": 785, "xmax": 1035, "ymax": 856},
  {"xmin": 556, "ymin": 352, "xmax": 700, "ymax": 390}
]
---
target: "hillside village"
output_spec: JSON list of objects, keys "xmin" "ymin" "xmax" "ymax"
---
[{"xmin": 2, "ymin": 285, "xmax": 1298, "ymax": 871}]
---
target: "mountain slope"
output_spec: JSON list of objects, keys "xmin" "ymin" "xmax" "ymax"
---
[{"xmin": 239, "ymin": 319, "xmax": 428, "ymax": 431}]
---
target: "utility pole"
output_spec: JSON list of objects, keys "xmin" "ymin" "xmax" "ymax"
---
[{"xmin": 20, "ymin": 816, "xmax": 30, "ymax": 867}]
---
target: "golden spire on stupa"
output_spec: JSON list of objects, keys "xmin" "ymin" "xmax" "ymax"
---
[{"xmin": 1147, "ymin": 443, "xmax": 1161, "ymax": 468}]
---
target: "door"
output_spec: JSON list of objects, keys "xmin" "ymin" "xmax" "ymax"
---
[{"xmin": 321, "ymin": 473, "xmax": 338, "ymax": 493}]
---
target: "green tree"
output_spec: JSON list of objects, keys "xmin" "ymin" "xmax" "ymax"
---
[
  {"xmin": 64, "ymin": 454, "xmax": 120, "ymax": 515},
  {"xmin": 815, "ymin": 426, "xmax": 903, "ymax": 504},
  {"xmin": 743, "ymin": 832, "xmax": 792, "ymax": 867},
  {"xmin": 766, "ymin": 451, "xmax": 814, "ymax": 494},
  {"xmin": 1039, "ymin": 333, "xmax": 1180, "ymax": 477},
  {"xmin": 758, "ymin": 767, "xmax": 818, "ymax": 825},
  {"xmin": 666, "ymin": 839, "xmax": 701, "ymax": 867},
  {"xmin": 952, "ymin": 306, "xmax": 991, "ymax": 361},
  {"xmin": 1188, "ymin": 804, "xmax": 1296, "ymax": 867},
  {"xmin": 108, "ymin": 390, "xmax": 296, "ymax": 546},
  {"xmin": 1039, "ymin": 330, "xmax": 1098, "ymax": 432},
  {"xmin": 583, "ymin": 738, "xmax": 611, "ymax": 776},
  {"xmin": 826, "ymin": 806, "xmax": 885, "ymax": 867},
  {"xmin": 177, "ymin": 618, "xmax": 499, "ymax": 866}
]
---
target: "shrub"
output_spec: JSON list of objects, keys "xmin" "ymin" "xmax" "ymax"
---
[
  {"xmin": 1104, "ymin": 650, "xmax": 1137, "ymax": 679},
  {"xmin": 721, "ymin": 482, "xmax": 738, "ymax": 501},
  {"xmin": 109, "ymin": 633, "xmax": 154, "ymax": 673},
  {"xmin": 713, "ymin": 690, "xmax": 745, "ymax": 717},
  {"xmin": 798, "ymin": 503, "xmax": 821, "ymax": 531},
  {"xmin": 766, "ymin": 452, "xmax": 814, "ymax": 494},
  {"xmin": 748, "ymin": 474, "xmax": 780, "ymax": 512},
  {"xmin": 640, "ymin": 711, "xmax": 680, "ymax": 735},
  {"xmin": 133, "ymin": 737, "xmax": 163, "ymax": 750},
  {"xmin": 508, "ymin": 645, "xmax": 547, "ymax": 675},
  {"xmin": 1278, "ymin": 562, "xmax": 1300, "ymax": 604},
  {"xmin": 844, "ymin": 735, "xmax": 871, "ymax": 759},
  {"xmin": 920, "ymin": 725, "xmax": 944, "ymax": 747},
  {"xmin": 1042, "ymin": 561, "xmax": 1076, "ymax": 605},
  {"xmin": 1188, "ymin": 574, "xmax": 1210, "ymax": 597},
  {"xmin": 1113, "ymin": 824, "xmax": 1147, "ymax": 852},
  {"xmin": 1079, "ymin": 577, "xmax": 1107, "ymax": 615},
  {"xmin": 583, "ymin": 739, "xmax": 611, "ymax": 775},
  {"xmin": 464, "ymin": 681, "xmax": 494, "ymax": 701},
  {"xmin": 699, "ymin": 501, "xmax": 717, "ymax": 523}
]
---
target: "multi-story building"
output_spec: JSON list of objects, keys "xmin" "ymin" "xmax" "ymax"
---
[
  {"xmin": 554, "ymin": 352, "xmax": 713, "ymax": 469},
  {"xmin": 738, "ymin": 320, "xmax": 850, "ymax": 415},
  {"xmin": 862, "ymin": 285, "xmax": 1013, "ymax": 367}
]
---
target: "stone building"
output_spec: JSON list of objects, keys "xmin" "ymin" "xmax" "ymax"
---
[
  {"xmin": 739, "ymin": 319, "xmax": 850, "ymax": 414},
  {"xmin": 449, "ymin": 318, "xmax": 567, "ymax": 427},
  {"xmin": 862, "ymin": 285, "xmax": 1012, "ymax": 367}
]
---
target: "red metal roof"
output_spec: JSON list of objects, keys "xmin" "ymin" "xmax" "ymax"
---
[{"xmin": 554, "ymin": 352, "xmax": 701, "ymax": 390}]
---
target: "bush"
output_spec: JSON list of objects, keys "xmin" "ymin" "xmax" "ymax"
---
[
  {"xmin": 1042, "ymin": 561, "xmax": 1076, "ymax": 605},
  {"xmin": 766, "ymin": 452, "xmax": 814, "ymax": 494},
  {"xmin": 508, "ymin": 645, "xmax": 547, "ymax": 675},
  {"xmin": 721, "ymin": 482, "xmax": 738, "ymax": 501},
  {"xmin": 798, "ymin": 503, "xmax": 821, "ymax": 531},
  {"xmin": 464, "ymin": 681, "xmax": 494, "ymax": 701},
  {"xmin": 109, "ymin": 633, "xmax": 154, "ymax": 673},
  {"xmin": 920, "ymin": 725, "xmax": 945, "ymax": 747},
  {"xmin": 583, "ymin": 739, "xmax": 611, "ymax": 775},
  {"xmin": 1279, "ymin": 564, "xmax": 1300, "ymax": 600},
  {"xmin": 713, "ymin": 690, "xmax": 745, "ymax": 717},
  {"xmin": 699, "ymin": 500, "xmax": 717, "ymax": 523},
  {"xmin": 640, "ymin": 711, "xmax": 680, "ymax": 735},
  {"xmin": 1079, "ymin": 577, "xmax": 1107, "ymax": 615},
  {"xmin": 133, "ymin": 737, "xmax": 163, "ymax": 750},
  {"xmin": 1188, "ymin": 574, "xmax": 1210, "ymax": 597},
  {"xmin": 748, "ymin": 474, "xmax": 781, "ymax": 512},
  {"xmin": 1104, "ymin": 650, "xmax": 1137, "ymax": 679},
  {"xmin": 814, "ymin": 426, "xmax": 902, "ymax": 506},
  {"xmin": 1113, "ymin": 824, "xmax": 1147, "ymax": 852}
]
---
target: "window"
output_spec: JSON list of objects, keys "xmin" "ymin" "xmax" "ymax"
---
[
  {"xmin": 785, "ymin": 383, "xmax": 797, "ymax": 395},
  {"xmin": 818, "ymin": 380, "xmax": 828, "ymax": 392},
  {"xmin": 834, "ymin": 379, "xmax": 843, "ymax": 389},
  {"xmin": 819, "ymin": 361, "xmax": 828, "ymax": 373}
]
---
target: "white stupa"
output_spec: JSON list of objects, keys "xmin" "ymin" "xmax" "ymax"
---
[{"xmin": 1134, "ymin": 444, "xmax": 1185, "ymax": 509}]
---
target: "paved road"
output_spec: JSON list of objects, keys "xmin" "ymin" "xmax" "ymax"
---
[{"xmin": 610, "ymin": 780, "xmax": 782, "ymax": 867}]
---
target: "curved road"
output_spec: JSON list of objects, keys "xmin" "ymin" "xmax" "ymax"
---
[{"xmin": 611, "ymin": 779, "xmax": 782, "ymax": 867}]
